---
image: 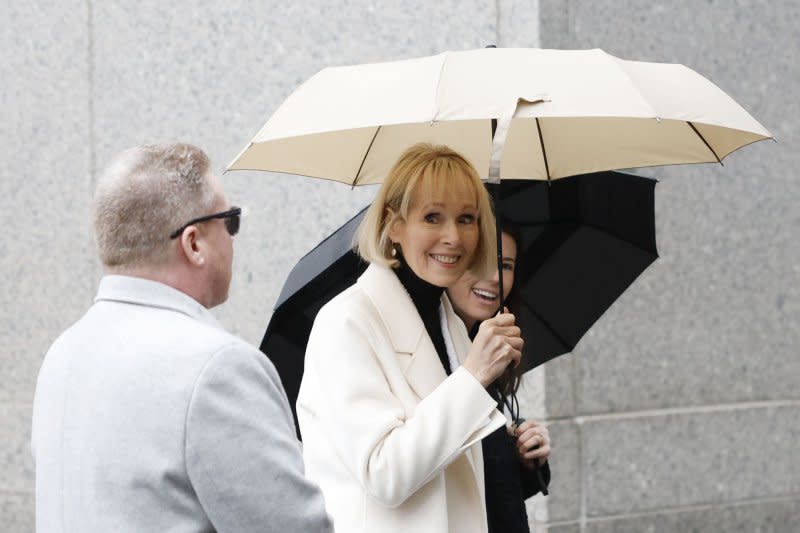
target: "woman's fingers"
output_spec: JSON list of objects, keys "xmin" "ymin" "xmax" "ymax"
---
[
  {"xmin": 508, "ymin": 346, "xmax": 522, "ymax": 367},
  {"xmin": 464, "ymin": 312, "xmax": 524, "ymax": 386},
  {"xmin": 524, "ymin": 442, "xmax": 551, "ymax": 463},
  {"xmin": 500, "ymin": 336, "xmax": 523, "ymax": 358},
  {"xmin": 480, "ymin": 324, "xmax": 519, "ymax": 341},
  {"xmin": 516, "ymin": 425, "xmax": 551, "ymax": 464},
  {"xmin": 515, "ymin": 420, "xmax": 537, "ymax": 434},
  {"xmin": 507, "ymin": 335, "xmax": 524, "ymax": 350},
  {"xmin": 482, "ymin": 312, "xmax": 516, "ymax": 328}
]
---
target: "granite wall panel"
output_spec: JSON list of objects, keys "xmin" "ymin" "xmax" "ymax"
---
[
  {"xmin": 542, "ymin": 421, "xmax": 582, "ymax": 523},
  {"xmin": 0, "ymin": 406, "xmax": 34, "ymax": 493},
  {"xmin": 0, "ymin": 1, "xmax": 93, "ymax": 407},
  {"xmin": 0, "ymin": 490, "xmax": 35, "ymax": 533},
  {"xmin": 5, "ymin": 1, "xmax": 797, "ymax": 530},
  {"xmin": 582, "ymin": 404, "xmax": 800, "ymax": 517},
  {"xmin": 584, "ymin": 497, "xmax": 800, "ymax": 533},
  {"xmin": 532, "ymin": 0, "xmax": 799, "ymax": 416},
  {"xmin": 91, "ymin": 0, "xmax": 499, "ymax": 344}
]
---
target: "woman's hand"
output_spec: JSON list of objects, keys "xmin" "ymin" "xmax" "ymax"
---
[
  {"xmin": 514, "ymin": 420, "xmax": 550, "ymax": 468},
  {"xmin": 462, "ymin": 310, "xmax": 523, "ymax": 388}
]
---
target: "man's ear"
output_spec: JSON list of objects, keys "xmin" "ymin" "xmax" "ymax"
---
[{"xmin": 179, "ymin": 226, "xmax": 205, "ymax": 266}]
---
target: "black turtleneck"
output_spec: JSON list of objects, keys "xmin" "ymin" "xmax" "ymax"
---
[{"xmin": 394, "ymin": 258, "xmax": 451, "ymax": 375}]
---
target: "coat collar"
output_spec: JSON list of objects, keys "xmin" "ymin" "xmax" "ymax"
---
[
  {"xmin": 358, "ymin": 264, "xmax": 424, "ymax": 353},
  {"xmin": 357, "ymin": 264, "xmax": 470, "ymax": 400},
  {"xmin": 94, "ymin": 275, "xmax": 224, "ymax": 330}
]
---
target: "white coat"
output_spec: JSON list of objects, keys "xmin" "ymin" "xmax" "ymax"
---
[{"xmin": 297, "ymin": 263, "xmax": 506, "ymax": 533}]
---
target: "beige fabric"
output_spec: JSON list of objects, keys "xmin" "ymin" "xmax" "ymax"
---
[{"xmin": 228, "ymin": 48, "xmax": 771, "ymax": 183}]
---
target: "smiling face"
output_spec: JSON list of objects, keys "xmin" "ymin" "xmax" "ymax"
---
[
  {"xmin": 388, "ymin": 176, "xmax": 480, "ymax": 288},
  {"xmin": 448, "ymin": 231, "xmax": 518, "ymax": 331}
]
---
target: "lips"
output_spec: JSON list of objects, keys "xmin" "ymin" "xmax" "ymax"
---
[
  {"xmin": 472, "ymin": 287, "xmax": 498, "ymax": 302},
  {"xmin": 430, "ymin": 254, "xmax": 459, "ymax": 265}
]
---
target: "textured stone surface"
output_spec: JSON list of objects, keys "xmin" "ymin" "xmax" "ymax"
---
[
  {"xmin": 537, "ymin": 0, "xmax": 572, "ymax": 49},
  {"xmin": 583, "ymin": 404, "xmax": 800, "ymax": 517},
  {"xmin": 546, "ymin": 524, "xmax": 580, "ymax": 533},
  {"xmin": 4, "ymin": 0, "xmax": 799, "ymax": 530},
  {"xmin": 542, "ymin": 351, "xmax": 577, "ymax": 419},
  {"xmin": 0, "ymin": 491, "xmax": 35, "ymax": 533},
  {"xmin": 535, "ymin": 3, "xmax": 800, "ymax": 529},
  {"xmin": 585, "ymin": 498, "xmax": 800, "ymax": 533},
  {"xmin": 532, "ymin": 0, "xmax": 800, "ymax": 415},
  {"xmin": 91, "ymin": 0, "xmax": 498, "ymax": 344},
  {"xmin": 0, "ymin": 406, "xmax": 34, "ymax": 492},
  {"xmin": 498, "ymin": 0, "xmax": 541, "ymax": 48},
  {"xmin": 0, "ymin": 2, "xmax": 94, "ymax": 405},
  {"xmin": 572, "ymin": 157, "xmax": 800, "ymax": 413},
  {"xmin": 540, "ymin": 421, "xmax": 581, "ymax": 523},
  {"xmin": 518, "ymin": 363, "xmax": 546, "ymax": 421}
]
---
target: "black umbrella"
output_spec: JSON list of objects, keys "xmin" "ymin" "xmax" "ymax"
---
[
  {"xmin": 261, "ymin": 171, "xmax": 657, "ymax": 431},
  {"xmin": 489, "ymin": 171, "xmax": 658, "ymax": 371},
  {"xmin": 261, "ymin": 206, "xmax": 369, "ymax": 434}
]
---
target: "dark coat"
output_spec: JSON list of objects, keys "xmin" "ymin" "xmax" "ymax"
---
[{"xmin": 482, "ymin": 392, "xmax": 551, "ymax": 533}]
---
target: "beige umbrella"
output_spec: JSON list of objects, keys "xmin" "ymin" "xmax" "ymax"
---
[{"xmin": 227, "ymin": 47, "xmax": 772, "ymax": 183}]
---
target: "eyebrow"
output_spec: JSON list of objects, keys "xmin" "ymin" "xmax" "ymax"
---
[{"xmin": 419, "ymin": 202, "xmax": 478, "ymax": 210}]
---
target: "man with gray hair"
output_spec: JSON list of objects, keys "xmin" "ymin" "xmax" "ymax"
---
[{"xmin": 31, "ymin": 143, "xmax": 334, "ymax": 532}]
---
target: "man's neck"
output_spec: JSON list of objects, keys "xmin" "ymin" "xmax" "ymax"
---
[{"xmin": 105, "ymin": 263, "xmax": 210, "ymax": 309}]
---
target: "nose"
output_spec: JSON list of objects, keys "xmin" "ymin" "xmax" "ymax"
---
[
  {"xmin": 442, "ymin": 219, "xmax": 461, "ymax": 246},
  {"xmin": 490, "ymin": 268, "xmax": 500, "ymax": 283}
]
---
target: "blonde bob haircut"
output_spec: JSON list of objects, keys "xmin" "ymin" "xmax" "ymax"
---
[{"xmin": 356, "ymin": 143, "xmax": 496, "ymax": 280}]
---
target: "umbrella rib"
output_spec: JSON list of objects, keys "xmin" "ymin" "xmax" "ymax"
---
[
  {"xmin": 352, "ymin": 126, "xmax": 382, "ymax": 187},
  {"xmin": 518, "ymin": 297, "xmax": 572, "ymax": 355},
  {"xmin": 687, "ymin": 121, "xmax": 723, "ymax": 165},
  {"xmin": 535, "ymin": 118, "xmax": 551, "ymax": 182}
]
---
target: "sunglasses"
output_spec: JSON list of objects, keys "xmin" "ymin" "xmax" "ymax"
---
[{"xmin": 169, "ymin": 206, "xmax": 242, "ymax": 239}]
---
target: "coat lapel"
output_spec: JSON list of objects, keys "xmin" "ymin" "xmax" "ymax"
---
[
  {"xmin": 358, "ymin": 264, "xmax": 497, "ymax": 523},
  {"xmin": 358, "ymin": 264, "xmax": 448, "ymax": 400}
]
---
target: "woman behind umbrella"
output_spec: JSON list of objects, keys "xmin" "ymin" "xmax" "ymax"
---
[
  {"xmin": 448, "ymin": 228, "xmax": 552, "ymax": 533},
  {"xmin": 297, "ymin": 143, "xmax": 523, "ymax": 533}
]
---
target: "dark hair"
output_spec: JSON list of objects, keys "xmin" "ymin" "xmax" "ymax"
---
[{"xmin": 495, "ymin": 221, "xmax": 525, "ymax": 399}]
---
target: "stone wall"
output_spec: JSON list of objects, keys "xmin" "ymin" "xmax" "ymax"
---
[
  {"xmin": 2, "ymin": 1, "xmax": 797, "ymax": 531},
  {"xmin": 527, "ymin": 1, "xmax": 800, "ymax": 530}
]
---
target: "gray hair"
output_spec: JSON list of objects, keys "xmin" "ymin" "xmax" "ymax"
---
[{"xmin": 93, "ymin": 143, "xmax": 216, "ymax": 268}]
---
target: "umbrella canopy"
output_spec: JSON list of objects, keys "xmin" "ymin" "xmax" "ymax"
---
[
  {"xmin": 262, "ymin": 171, "xmax": 657, "ymax": 428},
  {"xmin": 228, "ymin": 47, "xmax": 771, "ymax": 183},
  {"xmin": 262, "ymin": 208, "xmax": 367, "ymax": 434},
  {"xmin": 490, "ymin": 173, "xmax": 658, "ymax": 371}
]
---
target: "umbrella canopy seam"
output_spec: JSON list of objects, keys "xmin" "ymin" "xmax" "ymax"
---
[
  {"xmin": 687, "ymin": 121, "xmax": 723, "ymax": 164},
  {"xmin": 352, "ymin": 126, "xmax": 382, "ymax": 187}
]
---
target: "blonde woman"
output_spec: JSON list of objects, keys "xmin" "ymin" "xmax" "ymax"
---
[{"xmin": 297, "ymin": 144, "xmax": 523, "ymax": 533}]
